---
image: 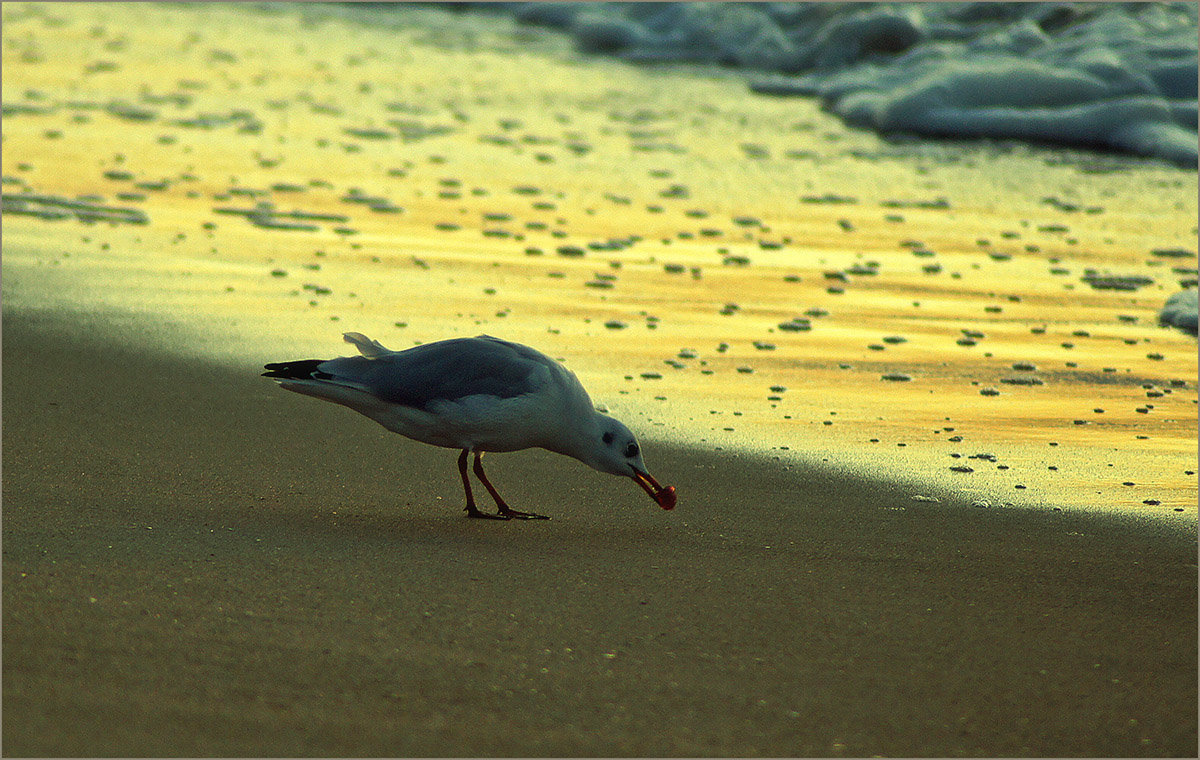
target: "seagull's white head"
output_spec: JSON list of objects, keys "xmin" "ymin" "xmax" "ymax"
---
[{"xmin": 575, "ymin": 414, "xmax": 676, "ymax": 510}]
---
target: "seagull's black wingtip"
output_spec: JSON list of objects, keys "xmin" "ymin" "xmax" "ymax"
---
[{"xmin": 262, "ymin": 359, "xmax": 325, "ymax": 379}]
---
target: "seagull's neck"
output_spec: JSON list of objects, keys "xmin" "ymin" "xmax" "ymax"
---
[{"xmin": 542, "ymin": 409, "xmax": 605, "ymax": 468}]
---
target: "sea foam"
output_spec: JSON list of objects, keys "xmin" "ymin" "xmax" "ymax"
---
[{"xmin": 459, "ymin": 2, "xmax": 1197, "ymax": 166}]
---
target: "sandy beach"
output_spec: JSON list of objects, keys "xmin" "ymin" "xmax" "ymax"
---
[{"xmin": 3, "ymin": 3, "xmax": 1197, "ymax": 756}]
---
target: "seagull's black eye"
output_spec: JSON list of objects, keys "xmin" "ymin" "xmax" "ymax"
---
[
  {"xmin": 625, "ymin": 442, "xmax": 638, "ymax": 458},
  {"xmin": 602, "ymin": 431, "xmax": 614, "ymax": 445}
]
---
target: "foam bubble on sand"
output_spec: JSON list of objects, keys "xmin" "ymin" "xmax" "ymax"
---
[
  {"xmin": 468, "ymin": 2, "xmax": 1197, "ymax": 166},
  {"xmin": 1159, "ymin": 288, "xmax": 1198, "ymax": 335}
]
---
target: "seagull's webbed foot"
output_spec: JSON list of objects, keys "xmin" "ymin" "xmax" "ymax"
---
[
  {"xmin": 496, "ymin": 506, "xmax": 550, "ymax": 520},
  {"xmin": 465, "ymin": 505, "xmax": 511, "ymax": 520}
]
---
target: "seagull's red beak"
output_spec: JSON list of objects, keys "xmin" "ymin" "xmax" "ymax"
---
[{"xmin": 632, "ymin": 467, "xmax": 676, "ymax": 510}]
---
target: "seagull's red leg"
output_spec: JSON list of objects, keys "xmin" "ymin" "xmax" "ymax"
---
[
  {"xmin": 473, "ymin": 451, "xmax": 550, "ymax": 520},
  {"xmin": 460, "ymin": 449, "xmax": 507, "ymax": 519}
]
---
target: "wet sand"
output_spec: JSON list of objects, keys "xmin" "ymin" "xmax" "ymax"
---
[{"xmin": 2, "ymin": 2, "xmax": 1197, "ymax": 756}]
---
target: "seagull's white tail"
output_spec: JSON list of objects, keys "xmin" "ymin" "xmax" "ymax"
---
[{"xmin": 343, "ymin": 332, "xmax": 392, "ymax": 358}]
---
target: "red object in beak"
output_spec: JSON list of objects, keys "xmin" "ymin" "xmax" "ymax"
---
[{"xmin": 632, "ymin": 467, "xmax": 677, "ymax": 510}]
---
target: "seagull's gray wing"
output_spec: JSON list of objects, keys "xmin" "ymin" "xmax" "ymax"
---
[{"xmin": 316, "ymin": 336, "xmax": 552, "ymax": 411}]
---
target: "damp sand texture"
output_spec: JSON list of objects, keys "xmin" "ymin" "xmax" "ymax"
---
[{"xmin": 2, "ymin": 3, "xmax": 1197, "ymax": 757}]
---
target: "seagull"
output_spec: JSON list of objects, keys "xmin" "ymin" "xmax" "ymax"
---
[{"xmin": 263, "ymin": 332, "xmax": 676, "ymax": 520}]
